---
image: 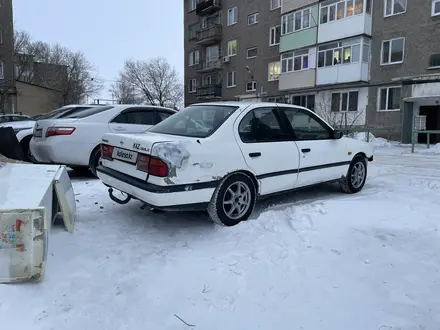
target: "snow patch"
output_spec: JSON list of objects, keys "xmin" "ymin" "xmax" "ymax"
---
[
  {"xmin": 418, "ymin": 143, "xmax": 440, "ymax": 154},
  {"xmin": 351, "ymin": 132, "xmax": 397, "ymax": 148},
  {"xmin": 151, "ymin": 141, "xmax": 190, "ymax": 171}
]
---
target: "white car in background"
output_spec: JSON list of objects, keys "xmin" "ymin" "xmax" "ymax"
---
[
  {"xmin": 0, "ymin": 113, "xmax": 30, "ymax": 124},
  {"xmin": 97, "ymin": 102, "xmax": 374, "ymax": 226},
  {"xmin": 30, "ymin": 104, "xmax": 177, "ymax": 175},
  {"xmin": 0, "ymin": 104, "xmax": 105, "ymax": 161}
]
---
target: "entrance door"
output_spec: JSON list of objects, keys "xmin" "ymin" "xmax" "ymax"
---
[{"xmin": 418, "ymin": 106, "xmax": 440, "ymax": 144}]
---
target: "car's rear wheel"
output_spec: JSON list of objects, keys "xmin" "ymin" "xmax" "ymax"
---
[
  {"xmin": 20, "ymin": 136, "xmax": 36, "ymax": 163},
  {"xmin": 340, "ymin": 155, "xmax": 367, "ymax": 194},
  {"xmin": 208, "ymin": 173, "xmax": 257, "ymax": 226},
  {"xmin": 89, "ymin": 147, "xmax": 101, "ymax": 177}
]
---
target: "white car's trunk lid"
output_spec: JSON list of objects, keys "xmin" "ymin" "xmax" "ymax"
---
[{"xmin": 33, "ymin": 119, "xmax": 79, "ymax": 141}]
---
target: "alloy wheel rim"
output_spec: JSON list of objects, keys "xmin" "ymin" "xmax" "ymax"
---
[
  {"xmin": 222, "ymin": 181, "xmax": 252, "ymax": 220},
  {"xmin": 351, "ymin": 162, "xmax": 366, "ymax": 189}
]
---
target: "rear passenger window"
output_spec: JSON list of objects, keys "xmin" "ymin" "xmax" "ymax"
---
[
  {"xmin": 238, "ymin": 107, "xmax": 291, "ymax": 143},
  {"xmin": 112, "ymin": 111, "xmax": 156, "ymax": 125},
  {"xmin": 157, "ymin": 111, "xmax": 173, "ymax": 122},
  {"xmin": 64, "ymin": 106, "xmax": 114, "ymax": 119}
]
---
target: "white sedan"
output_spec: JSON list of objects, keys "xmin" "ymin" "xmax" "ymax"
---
[
  {"xmin": 30, "ymin": 104, "xmax": 177, "ymax": 175},
  {"xmin": 96, "ymin": 102, "xmax": 374, "ymax": 226}
]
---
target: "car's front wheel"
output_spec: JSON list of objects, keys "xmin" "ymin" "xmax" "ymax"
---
[
  {"xmin": 208, "ymin": 173, "xmax": 257, "ymax": 226},
  {"xmin": 340, "ymin": 155, "xmax": 367, "ymax": 194},
  {"xmin": 89, "ymin": 147, "xmax": 101, "ymax": 177}
]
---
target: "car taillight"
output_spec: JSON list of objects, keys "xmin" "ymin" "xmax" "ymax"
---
[
  {"xmin": 136, "ymin": 153, "xmax": 169, "ymax": 177},
  {"xmin": 46, "ymin": 127, "xmax": 76, "ymax": 137},
  {"xmin": 101, "ymin": 144, "xmax": 114, "ymax": 160}
]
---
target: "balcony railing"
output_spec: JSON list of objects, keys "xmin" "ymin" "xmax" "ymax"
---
[
  {"xmin": 196, "ymin": 24, "xmax": 222, "ymax": 45},
  {"xmin": 196, "ymin": 84, "xmax": 222, "ymax": 99},
  {"xmin": 196, "ymin": 0, "xmax": 222, "ymax": 16},
  {"xmin": 196, "ymin": 57, "xmax": 222, "ymax": 72}
]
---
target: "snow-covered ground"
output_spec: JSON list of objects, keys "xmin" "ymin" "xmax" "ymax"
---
[{"xmin": 1, "ymin": 143, "xmax": 440, "ymax": 330}]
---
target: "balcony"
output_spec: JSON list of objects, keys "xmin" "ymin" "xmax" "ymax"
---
[
  {"xmin": 318, "ymin": 11, "xmax": 371, "ymax": 44},
  {"xmin": 196, "ymin": 57, "xmax": 222, "ymax": 73},
  {"xmin": 196, "ymin": 84, "xmax": 222, "ymax": 99},
  {"xmin": 196, "ymin": 0, "xmax": 222, "ymax": 16},
  {"xmin": 196, "ymin": 24, "xmax": 222, "ymax": 46}
]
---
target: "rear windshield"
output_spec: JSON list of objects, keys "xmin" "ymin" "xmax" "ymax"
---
[
  {"xmin": 148, "ymin": 105, "xmax": 238, "ymax": 138},
  {"xmin": 31, "ymin": 106, "xmax": 94, "ymax": 120},
  {"xmin": 63, "ymin": 106, "xmax": 114, "ymax": 119}
]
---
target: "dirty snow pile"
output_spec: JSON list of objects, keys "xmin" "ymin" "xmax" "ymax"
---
[{"xmin": 1, "ymin": 146, "xmax": 440, "ymax": 330}]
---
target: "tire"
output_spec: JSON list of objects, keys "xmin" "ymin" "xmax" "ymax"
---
[
  {"xmin": 207, "ymin": 173, "xmax": 257, "ymax": 227},
  {"xmin": 89, "ymin": 147, "xmax": 101, "ymax": 177},
  {"xmin": 340, "ymin": 155, "xmax": 367, "ymax": 194}
]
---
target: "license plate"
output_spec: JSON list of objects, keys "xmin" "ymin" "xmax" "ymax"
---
[
  {"xmin": 34, "ymin": 129, "xmax": 43, "ymax": 138},
  {"xmin": 112, "ymin": 147, "xmax": 137, "ymax": 163}
]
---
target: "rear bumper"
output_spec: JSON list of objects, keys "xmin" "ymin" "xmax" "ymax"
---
[
  {"xmin": 96, "ymin": 166, "xmax": 217, "ymax": 210},
  {"xmin": 29, "ymin": 138, "xmax": 89, "ymax": 166}
]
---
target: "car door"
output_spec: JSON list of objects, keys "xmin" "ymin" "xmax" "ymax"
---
[
  {"xmin": 277, "ymin": 106, "xmax": 349, "ymax": 187},
  {"xmin": 234, "ymin": 105, "xmax": 301, "ymax": 196},
  {"xmin": 109, "ymin": 108, "xmax": 156, "ymax": 134}
]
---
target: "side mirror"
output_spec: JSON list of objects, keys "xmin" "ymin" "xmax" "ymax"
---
[{"xmin": 333, "ymin": 130, "xmax": 343, "ymax": 139}]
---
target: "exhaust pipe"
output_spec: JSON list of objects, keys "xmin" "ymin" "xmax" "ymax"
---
[{"xmin": 108, "ymin": 187, "xmax": 131, "ymax": 204}]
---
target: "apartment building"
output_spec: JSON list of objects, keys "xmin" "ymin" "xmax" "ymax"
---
[
  {"xmin": 184, "ymin": 0, "xmax": 282, "ymax": 106},
  {"xmin": 367, "ymin": 0, "xmax": 440, "ymax": 143},
  {"xmin": 0, "ymin": 0, "xmax": 16, "ymax": 114}
]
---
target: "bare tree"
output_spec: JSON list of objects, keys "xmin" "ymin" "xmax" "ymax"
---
[
  {"xmin": 114, "ymin": 57, "xmax": 183, "ymax": 109},
  {"xmin": 109, "ymin": 78, "xmax": 141, "ymax": 104},
  {"xmin": 314, "ymin": 93, "xmax": 365, "ymax": 133},
  {"xmin": 13, "ymin": 29, "xmax": 102, "ymax": 104}
]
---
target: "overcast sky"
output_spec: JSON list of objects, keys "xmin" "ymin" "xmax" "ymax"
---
[{"xmin": 13, "ymin": 0, "xmax": 184, "ymax": 100}]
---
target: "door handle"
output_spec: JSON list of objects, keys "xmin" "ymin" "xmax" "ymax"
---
[
  {"xmin": 249, "ymin": 152, "xmax": 261, "ymax": 158},
  {"xmin": 301, "ymin": 148, "xmax": 311, "ymax": 153},
  {"xmin": 114, "ymin": 126, "xmax": 126, "ymax": 131}
]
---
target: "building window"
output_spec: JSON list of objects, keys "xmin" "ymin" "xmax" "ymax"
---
[
  {"xmin": 320, "ymin": 0, "xmax": 365, "ymax": 24},
  {"xmin": 429, "ymin": 54, "xmax": 440, "ymax": 68},
  {"xmin": 246, "ymin": 47, "xmax": 258, "ymax": 59},
  {"xmin": 292, "ymin": 94, "xmax": 315, "ymax": 111},
  {"xmin": 227, "ymin": 7, "xmax": 238, "ymax": 26},
  {"xmin": 188, "ymin": 50, "xmax": 200, "ymax": 66},
  {"xmin": 269, "ymin": 26, "xmax": 281, "ymax": 46},
  {"xmin": 384, "ymin": 0, "xmax": 407, "ymax": 17},
  {"xmin": 268, "ymin": 61, "xmax": 281, "ymax": 81},
  {"xmin": 0, "ymin": 27, "xmax": 3, "ymax": 44},
  {"xmin": 201, "ymin": 13, "xmax": 221, "ymax": 29},
  {"xmin": 0, "ymin": 61, "xmax": 4, "ymax": 80},
  {"xmin": 248, "ymin": 12, "xmax": 259, "ymax": 25},
  {"xmin": 433, "ymin": 0, "xmax": 440, "ymax": 16},
  {"xmin": 188, "ymin": 0, "xmax": 198, "ymax": 12},
  {"xmin": 188, "ymin": 23, "xmax": 199, "ymax": 40},
  {"xmin": 318, "ymin": 39, "xmax": 361, "ymax": 68},
  {"xmin": 270, "ymin": 0, "xmax": 281, "ymax": 10},
  {"xmin": 246, "ymin": 81, "xmax": 257, "ymax": 92},
  {"xmin": 281, "ymin": 49, "xmax": 309, "ymax": 73},
  {"xmin": 378, "ymin": 87, "xmax": 401, "ymax": 111},
  {"xmin": 227, "ymin": 71, "xmax": 236, "ymax": 87},
  {"xmin": 189, "ymin": 79, "xmax": 197, "ymax": 93},
  {"xmin": 204, "ymin": 73, "xmax": 219, "ymax": 85},
  {"xmin": 227, "ymin": 40, "xmax": 237, "ymax": 56},
  {"xmin": 282, "ymin": 8, "xmax": 310, "ymax": 35},
  {"xmin": 381, "ymin": 37, "xmax": 404, "ymax": 65},
  {"xmin": 331, "ymin": 91, "xmax": 359, "ymax": 112}
]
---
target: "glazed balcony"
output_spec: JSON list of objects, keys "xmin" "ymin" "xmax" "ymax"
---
[
  {"xmin": 196, "ymin": 84, "xmax": 222, "ymax": 99},
  {"xmin": 196, "ymin": 57, "xmax": 222, "ymax": 73},
  {"xmin": 196, "ymin": 24, "xmax": 222, "ymax": 46}
]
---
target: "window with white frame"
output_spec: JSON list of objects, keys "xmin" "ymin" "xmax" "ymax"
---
[
  {"xmin": 320, "ymin": 0, "xmax": 366, "ymax": 24},
  {"xmin": 227, "ymin": 71, "xmax": 236, "ymax": 87},
  {"xmin": 189, "ymin": 78, "xmax": 197, "ymax": 93},
  {"xmin": 381, "ymin": 37, "xmax": 404, "ymax": 65},
  {"xmin": 246, "ymin": 47, "xmax": 258, "ymax": 59},
  {"xmin": 188, "ymin": 50, "xmax": 200, "ymax": 66},
  {"xmin": 0, "ymin": 61, "xmax": 4, "ymax": 79},
  {"xmin": 227, "ymin": 40, "xmax": 237, "ymax": 56},
  {"xmin": 291, "ymin": 94, "xmax": 315, "ymax": 111},
  {"xmin": 246, "ymin": 81, "xmax": 257, "ymax": 92},
  {"xmin": 432, "ymin": 0, "xmax": 440, "ymax": 16},
  {"xmin": 188, "ymin": 0, "xmax": 198, "ymax": 12},
  {"xmin": 268, "ymin": 61, "xmax": 281, "ymax": 81},
  {"xmin": 318, "ymin": 38, "xmax": 361, "ymax": 68},
  {"xmin": 378, "ymin": 87, "xmax": 401, "ymax": 111},
  {"xmin": 331, "ymin": 91, "xmax": 359, "ymax": 112},
  {"xmin": 281, "ymin": 49, "xmax": 309, "ymax": 73},
  {"xmin": 248, "ymin": 12, "xmax": 259, "ymax": 25},
  {"xmin": 227, "ymin": 7, "xmax": 238, "ymax": 26},
  {"xmin": 270, "ymin": 0, "xmax": 281, "ymax": 10},
  {"xmin": 269, "ymin": 26, "xmax": 281, "ymax": 46},
  {"xmin": 362, "ymin": 39, "xmax": 370, "ymax": 63},
  {"xmin": 384, "ymin": 0, "xmax": 407, "ymax": 17},
  {"xmin": 282, "ymin": 8, "xmax": 311, "ymax": 35}
]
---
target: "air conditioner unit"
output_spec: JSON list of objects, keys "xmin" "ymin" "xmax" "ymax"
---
[{"xmin": 222, "ymin": 56, "xmax": 230, "ymax": 63}]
